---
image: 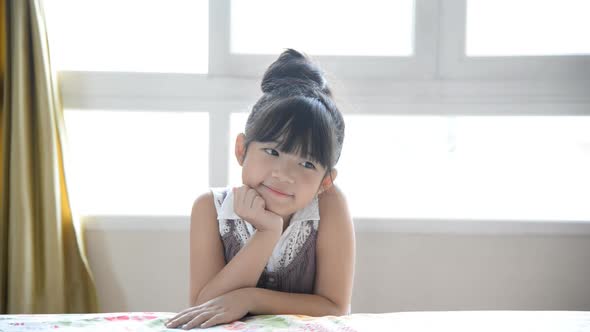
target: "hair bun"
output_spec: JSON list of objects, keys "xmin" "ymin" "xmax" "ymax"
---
[{"xmin": 261, "ymin": 49, "xmax": 331, "ymax": 97}]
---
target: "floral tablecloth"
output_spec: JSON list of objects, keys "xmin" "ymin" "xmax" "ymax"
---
[{"xmin": 1, "ymin": 311, "xmax": 589, "ymax": 331}]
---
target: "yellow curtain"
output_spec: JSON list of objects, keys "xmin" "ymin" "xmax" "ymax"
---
[{"xmin": 0, "ymin": 0, "xmax": 98, "ymax": 313}]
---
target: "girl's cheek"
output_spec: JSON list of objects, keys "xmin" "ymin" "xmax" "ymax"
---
[{"xmin": 297, "ymin": 176, "xmax": 316, "ymax": 188}]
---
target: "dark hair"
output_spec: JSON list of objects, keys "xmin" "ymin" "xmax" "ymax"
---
[{"xmin": 243, "ymin": 49, "xmax": 345, "ymax": 182}]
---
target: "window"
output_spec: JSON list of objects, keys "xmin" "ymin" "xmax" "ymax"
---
[
  {"xmin": 64, "ymin": 110, "xmax": 209, "ymax": 215},
  {"xmin": 439, "ymin": 0, "xmax": 590, "ymax": 79},
  {"xmin": 45, "ymin": 0, "xmax": 589, "ymax": 224},
  {"xmin": 466, "ymin": 0, "xmax": 590, "ymax": 56},
  {"xmin": 231, "ymin": 114, "xmax": 590, "ymax": 221},
  {"xmin": 44, "ymin": 0, "xmax": 208, "ymax": 73},
  {"xmin": 231, "ymin": 0, "xmax": 414, "ymax": 56},
  {"xmin": 210, "ymin": 0, "xmax": 434, "ymax": 78}
]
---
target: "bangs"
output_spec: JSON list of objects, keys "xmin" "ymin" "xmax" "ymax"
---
[{"xmin": 246, "ymin": 96, "xmax": 335, "ymax": 169}]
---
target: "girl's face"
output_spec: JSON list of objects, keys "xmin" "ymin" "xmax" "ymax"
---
[{"xmin": 234, "ymin": 133, "xmax": 335, "ymax": 223}]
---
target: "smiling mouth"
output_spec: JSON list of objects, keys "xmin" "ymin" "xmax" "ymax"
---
[{"xmin": 263, "ymin": 184, "xmax": 293, "ymax": 197}]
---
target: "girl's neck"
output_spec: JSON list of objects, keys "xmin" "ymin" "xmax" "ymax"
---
[{"xmin": 282, "ymin": 213, "xmax": 293, "ymax": 232}]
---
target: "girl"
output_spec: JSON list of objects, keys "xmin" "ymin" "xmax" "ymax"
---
[{"xmin": 166, "ymin": 49, "xmax": 355, "ymax": 329}]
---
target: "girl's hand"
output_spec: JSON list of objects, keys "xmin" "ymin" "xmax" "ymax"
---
[
  {"xmin": 233, "ymin": 185, "xmax": 283, "ymax": 233},
  {"xmin": 165, "ymin": 289, "xmax": 251, "ymax": 329}
]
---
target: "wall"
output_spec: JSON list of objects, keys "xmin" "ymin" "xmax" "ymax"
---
[{"xmin": 83, "ymin": 217, "xmax": 590, "ymax": 313}]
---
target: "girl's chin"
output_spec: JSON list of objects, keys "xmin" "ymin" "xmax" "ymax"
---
[{"xmin": 266, "ymin": 198, "xmax": 300, "ymax": 221}]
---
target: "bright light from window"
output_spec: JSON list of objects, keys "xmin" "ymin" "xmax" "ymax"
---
[
  {"xmin": 466, "ymin": 0, "xmax": 590, "ymax": 56},
  {"xmin": 231, "ymin": 114, "xmax": 590, "ymax": 221},
  {"xmin": 64, "ymin": 110, "xmax": 209, "ymax": 216},
  {"xmin": 231, "ymin": 0, "xmax": 414, "ymax": 56},
  {"xmin": 44, "ymin": 0, "xmax": 208, "ymax": 73},
  {"xmin": 338, "ymin": 115, "xmax": 453, "ymax": 219}
]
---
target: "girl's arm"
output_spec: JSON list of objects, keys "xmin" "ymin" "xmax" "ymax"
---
[
  {"xmin": 314, "ymin": 186, "xmax": 356, "ymax": 315},
  {"xmin": 167, "ymin": 185, "xmax": 354, "ymax": 329},
  {"xmin": 312, "ymin": 185, "xmax": 356, "ymax": 314},
  {"xmin": 242, "ymin": 287, "xmax": 344, "ymax": 316},
  {"xmin": 189, "ymin": 192, "xmax": 281, "ymax": 306},
  {"xmin": 239, "ymin": 185, "xmax": 355, "ymax": 316}
]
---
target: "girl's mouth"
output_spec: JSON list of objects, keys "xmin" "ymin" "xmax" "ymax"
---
[{"xmin": 263, "ymin": 184, "xmax": 293, "ymax": 198}]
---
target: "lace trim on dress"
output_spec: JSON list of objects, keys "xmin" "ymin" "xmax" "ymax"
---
[
  {"xmin": 267, "ymin": 219, "xmax": 318, "ymax": 272},
  {"xmin": 212, "ymin": 187, "xmax": 319, "ymax": 272}
]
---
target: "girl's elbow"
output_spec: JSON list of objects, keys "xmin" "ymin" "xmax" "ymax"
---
[
  {"xmin": 324, "ymin": 299, "xmax": 350, "ymax": 316},
  {"xmin": 332, "ymin": 305, "xmax": 350, "ymax": 316}
]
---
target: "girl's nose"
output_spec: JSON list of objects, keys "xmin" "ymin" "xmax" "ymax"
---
[{"xmin": 271, "ymin": 164, "xmax": 295, "ymax": 184}]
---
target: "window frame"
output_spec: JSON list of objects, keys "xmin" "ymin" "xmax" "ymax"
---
[
  {"xmin": 55, "ymin": 0, "xmax": 590, "ymax": 229},
  {"xmin": 438, "ymin": 0, "xmax": 590, "ymax": 79},
  {"xmin": 209, "ymin": 0, "xmax": 439, "ymax": 79}
]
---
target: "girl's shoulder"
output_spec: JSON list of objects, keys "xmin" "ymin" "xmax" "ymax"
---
[
  {"xmin": 189, "ymin": 189, "xmax": 220, "ymax": 231},
  {"xmin": 318, "ymin": 184, "xmax": 347, "ymax": 205},
  {"xmin": 191, "ymin": 186, "xmax": 233, "ymax": 220},
  {"xmin": 317, "ymin": 184, "xmax": 352, "ymax": 227}
]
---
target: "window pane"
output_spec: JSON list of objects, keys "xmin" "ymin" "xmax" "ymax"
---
[
  {"xmin": 343, "ymin": 115, "xmax": 590, "ymax": 220},
  {"xmin": 44, "ymin": 0, "xmax": 208, "ymax": 73},
  {"xmin": 449, "ymin": 116, "xmax": 590, "ymax": 220},
  {"xmin": 64, "ymin": 110, "xmax": 209, "ymax": 215},
  {"xmin": 231, "ymin": 114, "xmax": 590, "ymax": 221},
  {"xmin": 466, "ymin": 0, "xmax": 590, "ymax": 56},
  {"xmin": 231, "ymin": 0, "xmax": 414, "ymax": 56},
  {"xmin": 338, "ymin": 116, "xmax": 453, "ymax": 219}
]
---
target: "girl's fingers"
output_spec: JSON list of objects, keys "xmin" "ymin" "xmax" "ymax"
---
[
  {"xmin": 200, "ymin": 313, "xmax": 225, "ymax": 329},
  {"xmin": 165, "ymin": 314, "xmax": 187, "ymax": 327},
  {"xmin": 253, "ymin": 196, "xmax": 265, "ymax": 210},
  {"xmin": 244, "ymin": 188, "xmax": 257, "ymax": 208},
  {"xmin": 166, "ymin": 309, "xmax": 205, "ymax": 328},
  {"xmin": 166, "ymin": 306, "xmax": 199, "ymax": 324},
  {"xmin": 183, "ymin": 311, "xmax": 216, "ymax": 330},
  {"xmin": 234, "ymin": 188, "xmax": 244, "ymax": 211},
  {"xmin": 233, "ymin": 187, "xmax": 243, "ymax": 205}
]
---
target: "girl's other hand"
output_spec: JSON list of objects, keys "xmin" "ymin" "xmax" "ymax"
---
[
  {"xmin": 232, "ymin": 185, "xmax": 283, "ymax": 233},
  {"xmin": 165, "ymin": 289, "xmax": 251, "ymax": 329}
]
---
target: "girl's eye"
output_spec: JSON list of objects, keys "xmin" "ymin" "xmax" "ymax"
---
[
  {"xmin": 264, "ymin": 148, "xmax": 279, "ymax": 156},
  {"xmin": 302, "ymin": 161, "xmax": 316, "ymax": 170}
]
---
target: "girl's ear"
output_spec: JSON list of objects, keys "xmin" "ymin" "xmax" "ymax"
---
[
  {"xmin": 235, "ymin": 133, "xmax": 247, "ymax": 166},
  {"xmin": 318, "ymin": 169, "xmax": 338, "ymax": 195}
]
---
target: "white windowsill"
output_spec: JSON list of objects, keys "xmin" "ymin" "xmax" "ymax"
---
[{"xmin": 82, "ymin": 215, "xmax": 590, "ymax": 235}]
